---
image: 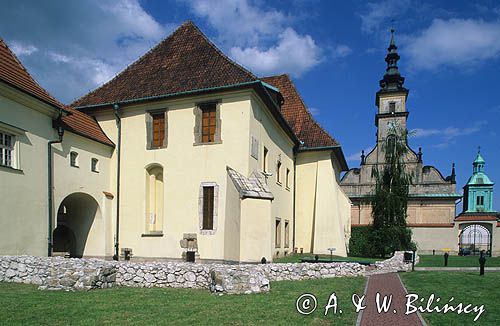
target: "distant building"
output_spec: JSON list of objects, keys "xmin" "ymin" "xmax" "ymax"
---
[
  {"xmin": 455, "ymin": 151, "xmax": 499, "ymax": 255},
  {"xmin": 340, "ymin": 30, "xmax": 462, "ymax": 253}
]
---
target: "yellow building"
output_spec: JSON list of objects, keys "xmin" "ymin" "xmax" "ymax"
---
[{"xmin": 0, "ymin": 22, "xmax": 351, "ymax": 262}]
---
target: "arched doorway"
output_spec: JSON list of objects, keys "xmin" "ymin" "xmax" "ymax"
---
[
  {"xmin": 459, "ymin": 224, "xmax": 492, "ymax": 256},
  {"xmin": 53, "ymin": 193, "xmax": 101, "ymax": 258}
]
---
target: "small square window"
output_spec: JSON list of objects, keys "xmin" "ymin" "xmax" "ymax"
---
[
  {"xmin": 389, "ymin": 102, "xmax": 396, "ymax": 113},
  {"xmin": 70, "ymin": 151, "xmax": 78, "ymax": 167},
  {"xmin": 0, "ymin": 132, "xmax": 15, "ymax": 168},
  {"xmin": 91, "ymin": 158, "xmax": 99, "ymax": 173}
]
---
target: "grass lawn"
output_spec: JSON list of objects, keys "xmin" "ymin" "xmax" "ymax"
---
[
  {"xmin": 400, "ymin": 272, "xmax": 499, "ymax": 325},
  {"xmin": 0, "ymin": 276, "xmax": 366, "ymax": 325},
  {"xmin": 273, "ymin": 254, "xmax": 378, "ymax": 264},
  {"xmin": 417, "ymin": 254, "xmax": 500, "ymax": 267}
]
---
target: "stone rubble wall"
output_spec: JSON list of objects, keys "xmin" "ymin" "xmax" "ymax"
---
[
  {"xmin": 368, "ymin": 251, "xmax": 420, "ymax": 275},
  {"xmin": 0, "ymin": 253, "xmax": 412, "ymax": 294}
]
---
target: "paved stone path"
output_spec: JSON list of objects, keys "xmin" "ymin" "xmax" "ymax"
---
[{"xmin": 359, "ymin": 273, "xmax": 424, "ymax": 326}]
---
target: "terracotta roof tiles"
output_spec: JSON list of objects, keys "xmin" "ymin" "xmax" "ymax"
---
[
  {"xmin": 72, "ymin": 21, "xmax": 257, "ymax": 108},
  {"xmin": 0, "ymin": 38, "xmax": 113, "ymax": 146},
  {"xmin": 261, "ymin": 74, "xmax": 339, "ymax": 149}
]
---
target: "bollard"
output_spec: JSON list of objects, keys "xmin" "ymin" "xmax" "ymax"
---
[
  {"xmin": 433, "ymin": 249, "xmax": 435, "ymax": 256},
  {"xmin": 444, "ymin": 252, "xmax": 449, "ymax": 266},
  {"xmin": 261, "ymin": 257, "xmax": 267, "ymax": 264},
  {"xmin": 315, "ymin": 254, "xmax": 319, "ymax": 262},
  {"xmin": 479, "ymin": 251, "xmax": 486, "ymax": 276}
]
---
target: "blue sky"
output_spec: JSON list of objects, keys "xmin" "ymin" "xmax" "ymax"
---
[{"xmin": 1, "ymin": 0, "xmax": 499, "ymax": 210}]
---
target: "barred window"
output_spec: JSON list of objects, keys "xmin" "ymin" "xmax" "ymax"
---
[{"xmin": 0, "ymin": 132, "xmax": 14, "ymax": 167}]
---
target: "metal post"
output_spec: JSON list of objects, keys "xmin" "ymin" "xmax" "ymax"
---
[
  {"xmin": 444, "ymin": 252, "xmax": 449, "ymax": 267},
  {"xmin": 412, "ymin": 250, "xmax": 416, "ymax": 271}
]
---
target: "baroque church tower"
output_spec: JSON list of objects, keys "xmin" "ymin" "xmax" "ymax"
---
[{"xmin": 340, "ymin": 30, "xmax": 460, "ymax": 238}]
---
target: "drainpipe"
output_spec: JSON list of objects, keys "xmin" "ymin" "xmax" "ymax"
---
[
  {"xmin": 48, "ymin": 114, "xmax": 65, "ymax": 256},
  {"xmin": 292, "ymin": 143, "xmax": 300, "ymax": 253},
  {"xmin": 113, "ymin": 103, "xmax": 121, "ymax": 261}
]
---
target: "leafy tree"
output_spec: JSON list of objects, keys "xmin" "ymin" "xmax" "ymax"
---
[{"xmin": 369, "ymin": 125, "xmax": 416, "ymax": 257}]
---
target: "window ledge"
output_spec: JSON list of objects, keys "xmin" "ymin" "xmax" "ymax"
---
[
  {"xmin": 200, "ymin": 229, "xmax": 216, "ymax": 235},
  {"xmin": 91, "ymin": 170, "xmax": 99, "ymax": 173},
  {"xmin": 0, "ymin": 165, "xmax": 23, "ymax": 174},
  {"xmin": 276, "ymin": 181, "xmax": 282, "ymax": 187},
  {"xmin": 70, "ymin": 165, "xmax": 79, "ymax": 168},
  {"xmin": 147, "ymin": 146, "xmax": 167, "ymax": 151},
  {"xmin": 141, "ymin": 233, "xmax": 164, "ymax": 237},
  {"xmin": 285, "ymin": 186, "xmax": 290, "ymax": 191},
  {"xmin": 193, "ymin": 140, "xmax": 222, "ymax": 146}
]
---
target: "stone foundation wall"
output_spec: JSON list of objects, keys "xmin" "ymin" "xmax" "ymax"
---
[{"xmin": 0, "ymin": 254, "xmax": 411, "ymax": 294}]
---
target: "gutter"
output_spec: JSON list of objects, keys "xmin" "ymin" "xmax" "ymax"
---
[
  {"xmin": 113, "ymin": 104, "xmax": 122, "ymax": 260},
  {"xmin": 47, "ymin": 113, "xmax": 65, "ymax": 256}
]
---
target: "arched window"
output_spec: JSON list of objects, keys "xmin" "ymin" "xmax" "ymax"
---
[{"xmin": 146, "ymin": 165, "xmax": 164, "ymax": 234}]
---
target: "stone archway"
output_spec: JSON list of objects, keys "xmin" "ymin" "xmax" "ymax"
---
[{"xmin": 53, "ymin": 193, "xmax": 102, "ymax": 258}]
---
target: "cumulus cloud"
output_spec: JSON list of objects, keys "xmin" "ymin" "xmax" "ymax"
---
[
  {"xmin": 230, "ymin": 28, "xmax": 322, "ymax": 77},
  {"xmin": 184, "ymin": 0, "xmax": 287, "ymax": 47},
  {"xmin": 347, "ymin": 146, "xmax": 373, "ymax": 162},
  {"xmin": 185, "ymin": 0, "xmax": 324, "ymax": 77},
  {"xmin": 332, "ymin": 44, "xmax": 352, "ymax": 58},
  {"xmin": 360, "ymin": 0, "xmax": 411, "ymax": 33},
  {"xmin": 405, "ymin": 19, "xmax": 500, "ymax": 70},
  {"xmin": 0, "ymin": 0, "xmax": 171, "ymax": 103}
]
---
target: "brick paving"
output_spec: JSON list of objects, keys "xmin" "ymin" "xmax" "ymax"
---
[{"xmin": 359, "ymin": 273, "xmax": 423, "ymax": 325}]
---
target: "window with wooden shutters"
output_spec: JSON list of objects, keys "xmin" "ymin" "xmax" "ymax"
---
[
  {"xmin": 146, "ymin": 110, "xmax": 167, "ymax": 150},
  {"xmin": 194, "ymin": 102, "xmax": 221, "ymax": 145},
  {"xmin": 202, "ymin": 186, "xmax": 214, "ymax": 230},
  {"xmin": 152, "ymin": 113, "xmax": 165, "ymax": 148},
  {"xmin": 201, "ymin": 103, "xmax": 216, "ymax": 143}
]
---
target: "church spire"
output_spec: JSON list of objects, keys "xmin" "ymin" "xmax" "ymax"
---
[{"xmin": 378, "ymin": 29, "xmax": 407, "ymax": 93}]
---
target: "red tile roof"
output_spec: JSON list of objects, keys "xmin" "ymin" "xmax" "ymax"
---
[
  {"xmin": 0, "ymin": 38, "xmax": 113, "ymax": 146},
  {"xmin": 72, "ymin": 21, "xmax": 257, "ymax": 108},
  {"xmin": 261, "ymin": 74, "xmax": 339, "ymax": 149},
  {"xmin": 455, "ymin": 214, "xmax": 498, "ymax": 222}
]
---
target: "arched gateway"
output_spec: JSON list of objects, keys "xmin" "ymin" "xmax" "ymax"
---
[{"xmin": 52, "ymin": 193, "xmax": 102, "ymax": 258}]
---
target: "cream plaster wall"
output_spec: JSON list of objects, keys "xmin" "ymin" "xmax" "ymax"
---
[
  {"xmin": 52, "ymin": 132, "xmax": 114, "ymax": 258},
  {"xmin": 248, "ymin": 94, "xmax": 295, "ymax": 258},
  {"xmin": 0, "ymin": 85, "xmax": 58, "ymax": 256},
  {"xmin": 239, "ymin": 198, "xmax": 273, "ymax": 262},
  {"xmin": 411, "ymin": 226, "xmax": 459, "ymax": 254},
  {"xmin": 295, "ymin": 150, "xmax": 351, "ymax": 257}
]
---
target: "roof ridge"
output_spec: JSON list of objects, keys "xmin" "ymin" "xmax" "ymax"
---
[{"xmin": 72, "ymin": 20, "xmax": 257, "ymax": 106}]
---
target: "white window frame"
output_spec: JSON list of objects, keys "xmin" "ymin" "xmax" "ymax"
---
[
  {"xmin": 198, "ymin": 182, "xmax": 219, "ymax": 235},
  {"xmin": 0, "ymin": 121, "xmax": 23, "ymax": 170},
  {"xmin": 70, "ymin": 151, "xmax": 79, "ymax": 167},
  {"xmin": 91, "ymin": 158, "xmax": 99, "ymax": 173}
]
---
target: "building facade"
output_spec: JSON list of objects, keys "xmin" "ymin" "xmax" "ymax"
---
[
  {"xmin": 0, "ymin": 22, "xmax": 351, "ymax": 262},
  {"xmin": 340, "ymin": 31, "xmax": 462, "ymax": 253}
]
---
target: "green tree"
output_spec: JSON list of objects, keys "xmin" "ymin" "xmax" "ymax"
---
[{"xmin": 369, "ymin": 125, "xmax": 415, "ymax": 257}]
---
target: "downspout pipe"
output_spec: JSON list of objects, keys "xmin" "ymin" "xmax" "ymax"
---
[
  {"xmin": 113, "ymin": 103, "xmax": 121, "ymax": 261},
  {"xmin": 48, "ymin": 114, "xmax": 65, "ymax": 256},
  {"xmin": 292, "ymin": 143, "xmax": 301, "ymax": 253}
]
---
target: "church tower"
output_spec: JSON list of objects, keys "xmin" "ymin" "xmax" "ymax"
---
[
  {"xmin": 375, "ymin": 29, "xmax": 409, "ymax": 145},
  {"xmin": 463, "ymin": 150, "xmax": 495, "ymax": 213}
]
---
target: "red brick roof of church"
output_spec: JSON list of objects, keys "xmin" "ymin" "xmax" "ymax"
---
[
  {"xmin": 261, "ymin": 74, "xmax": 340, "ymax": 149},
  {"xmin": 0, "ymin": 38, "xmax": 113, "ymax": 147}
]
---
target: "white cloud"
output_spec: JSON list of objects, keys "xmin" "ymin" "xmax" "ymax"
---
[
  {"xmin": 230, "ymin": 28, "xmax": 322, "ymax": 77},
  {"xmin": 185, "ymin": 0, "xmax": 323, "ymax": 77},
  {"xmin": 405, "ymin": 19, "xmax": 500, "ymax": 70},
  {"xmin": 9, "ymin": 41, "xmax": 38, "ymax": 56},
  {"xmin": 412, "ymin": 121, "xmax": 487, "ymax": 145},
  {"xmin": 360, "ymin": 0, "xmax": 411, "ymax": 33},
  {"xmin": 184, "ymin": 0, "xmax": 287, "ymax": 47},
  {"xmin": 332, "ymin": 44, "xmax": 352, "ymax": 58},
  {"xmin": 1, "ymin": 0, "xmax": 171, "ymax": 103}
]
